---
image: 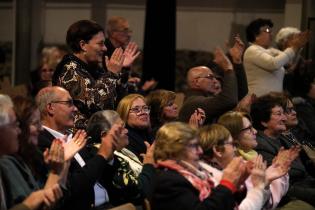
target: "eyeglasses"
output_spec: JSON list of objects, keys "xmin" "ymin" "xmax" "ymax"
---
[
  {"xmin": 241, "ymin": 124, "xmax": 255, "ymax": 132},
  {"xmin": 261, "ymin": 27, "xmax": 272, "ymax": 33},
  {"xmin": 187, "ymin": 142, "xmax": 201, "ymax": 150},
  {"xmin": 271, "ymin": 111, "xmax": 285, "ymax": 117},
  {"xmin": 285, "ymin": 107, "xmax": 295, "ymax": 114},
  {"xmin": 223, "ymin": 141, "xmax": 235, "ymax": 147},
  {"xmin": 114, "ymin": 28, "xmax": 133, "ymax": 34},
  {"xmin": 129, "ymin": 105, "xmax": 150, "ymax": 115},
  {"xmin": 50, "ymin": 99, "xmax": 74, "ymax": 107},
  {"xmin": 196, "ymin": 74, "xmax": 217, "ymax": 80}
]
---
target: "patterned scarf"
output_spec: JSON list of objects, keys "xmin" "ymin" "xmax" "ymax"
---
[{"xmin": 157, "ymin": 160, "xmax": 214, "ymax": 201}]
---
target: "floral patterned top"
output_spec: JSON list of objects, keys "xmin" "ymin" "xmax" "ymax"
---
[{"xmin": 53, "ymin": 54, "xmax": 127, "ymax": 129}]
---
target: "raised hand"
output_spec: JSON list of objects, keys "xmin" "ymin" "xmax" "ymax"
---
[
  {"xmin": 222, "ymin": 157, "xmax": 246, "ymax": 187},
  {"xmin": 63, "ymin": 130, "xmax": 87, "ymax": 161},
  {"xmin": 123, "ymin": 41, "xmax": 141, "ymax": 67},
  {"xmin": 105, "ymin": 47, "xmax": 124, "ymax": 74},
  {"xmin": 189, "ymin": 108, "xmax": 206, "ymax": 128},
  {"xmin": 98, "ymin": 122, "xmax": 128, "ymax": 159},
  {"xmin": 228, "ymin": 34, "xmax": 245, "ymax": 64},
  {"xmin": 141, "ymin": 79, "xmax": 158, "ymax": 91},
  {"xmin": 213, "ymin": 47, "xmax": 233, "ymax": 72},
  {"xmin": 288, "ymin": 30, "xmax": 310, "ymax": 51},
  {"xmin": 250, "ymin": 155, "xmax": 267, "ymax": 189},
  {"xmin": 141, "ymin": 141, "xmax": 155, "ymax": 165},
  {"xmin": 43, "ymin": 139, "xmax": 64, "ymax": 174}
]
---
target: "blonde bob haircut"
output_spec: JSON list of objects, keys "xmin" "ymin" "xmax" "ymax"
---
[
  {"xmin": 116, "ymin": 94, "xmax": 145, "ymax": 123},
  {"xmin": 217, "ymin": 111, "xmax": 252, "ymax": 141},
  {"xmin": 154, "ymin": 122, "xmax": 197, "ymax": 161},
  {"xmin": 198, "ymin": 124, "xmax": 231, "ymax": 159}
]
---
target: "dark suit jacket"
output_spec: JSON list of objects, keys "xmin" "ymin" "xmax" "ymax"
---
[
  {"xmin": 151, "ymin": 168, "xmax": 235, "ymax": 210},
  {"xmin": 38, "ymin": 129, "xmax": 112, "ymax": 210}
]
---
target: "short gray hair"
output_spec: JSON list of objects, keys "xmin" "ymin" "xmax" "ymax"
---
[
  {"xmin": 0, "ymin": 94, "xmax": 13, "ymax": 126},
  {"xmin": 86, "ymin": 110, "xmax": 120, "ymax": 143},
  {"xmin": 275, "ymin": 27, "xmax": 300, "ymax": 50},
  {"xmin": 35, "ymin": 86, "xmax": 61, "ymax": 117}
]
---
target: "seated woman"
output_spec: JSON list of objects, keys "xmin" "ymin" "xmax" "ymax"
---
[
  {"xmin": 217, "ymin": 111, "xmax": 258, "ymax": 161},
  {"xmin": 0, "ymin": 96, "xmax": 85, "ymax": 208},
  {"xmin": 146, "ymin": 89, "xmax": 206, "ymax": 136},
  {"xmin": 151, "ymin": 122, "xmax": 246, "ymax": 210},
  {"xmin": 117, "ymin": 94, "xmax": 154, "ymax": 159},
  {"xmin": 86, "ymin": 110, "xmax": 155, "ymax": 205},
  {"xmin": 198, "ymin": 123, "xmax": 294, "ymax": 209}
]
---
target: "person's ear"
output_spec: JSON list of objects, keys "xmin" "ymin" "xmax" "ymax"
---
[
  {"xmin": 261, "ymin": 121, "xmax": 268, "ymax": 128},
  {"xmin": 46, "ymin": 103, "xmax": 54, "ymax": 116},
  {"xmin": 213, "ymin": 146, "xmax": 223, "ymax": 158},
  {"xmin": 79, "ymin": 40, "xmax": 87, "ymax": 52}
]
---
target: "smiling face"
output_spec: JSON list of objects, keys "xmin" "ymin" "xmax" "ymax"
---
[
  {"xmin": 255, "ymin": 25, "xmax": 273, "ymax": 48},
  {"xmin": 263, "ymin": 105, "xmax": 287, "ymax": 137},
  {"xmin": 238, "ymin": 117, "xmax": 257, "ymax": 152},
  {"xmin": 82, "ymin": 31, "xmax": 107, "ymax": 64},
  {"xmin": 127, "ymin": 97, "xmax": 151, "ymax": 129}
]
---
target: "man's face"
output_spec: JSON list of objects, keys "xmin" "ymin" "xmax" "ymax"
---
[
  {"xmin": 111, "ymin": 20, "xmax": 132, "ymax": 48},
  {"xmin": 194, "ymin": 68, "xmax": 222, "ymax": 94},
  {"xmin": 0, "ymin": 108, "xmax": 20, "ymax": 155},
  {"xmin": 49, "ymin": 89, "xmax": 77, "ymax": 131}
]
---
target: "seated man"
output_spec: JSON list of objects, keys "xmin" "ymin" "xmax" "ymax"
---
[
  {"xmin": 36, "ymin": 86, "xmax": 123, "ymax": 210},
  {"xmin": 178, "ymin": 48, "xmax": 238, "ymax": 124}
]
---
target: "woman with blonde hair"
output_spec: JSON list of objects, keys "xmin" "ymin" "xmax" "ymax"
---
[
  {"xmin": 151, "ymin": 122, "xmax": 246, "ymax": 210},
  {"xmin": 117, "ymin": 94, "xmax": 154, "ymax": 159},
  {"xmin": 198, "ymin": 122, "xmax": 293, "ymax": 209}
]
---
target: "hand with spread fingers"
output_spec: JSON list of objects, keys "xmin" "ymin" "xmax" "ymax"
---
[
  {"xmin": 123, "ymin": 41, "xmax": 141, "ymax": 68},
  {"xmin": 213, "ymin": 47, "xmax": 233, "ymax": 72},
  {"xmin": 105, "ymin": 47, "xmax": 125, "ymax": 74},
  {"xmin": 98, "ymin": 122, "xmax": 128, "ymax": 160},
  {"xmin": 64, "ymin": 129, "xmax": 87, "ymax": 161},
  {"xmin": 222, "ymin": 156, "xmax": 247, "ymax": 187},
  {"xmin": 228, "ymin": 34, "xmax": 245, "ymax": 64},
  {"xmin": 250, "ymin": 155, "xmax": 267, "ymax": 189},
  {"xmin": 43, "ymin": 139, "xmax": 65, "ymax": 175}
]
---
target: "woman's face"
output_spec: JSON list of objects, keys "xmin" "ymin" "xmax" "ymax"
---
[
  {"xmin": 40, "ymin": 65, "xmax": 54, "ymax": 81},
  {"xmin": 182, "ymin": 138, "xmax": 203, "ymax": 167},
  {"xmin": 264, "ymin": 105, "xmax": 287, "ymax": 135},
  {"xmin": 284, "ymin": 100, "xmax": 298, "ymax": 129},
  {"xmin": 84, "ymin": 31, "xmax": 107, "ymax": 64},
  {"xmin": 29, "ymin": 109, "xmax": 42, "ymax": 145},
  {"xmin": 162, "ymin": 100, "xmax": 178, "ymax": 121},
  {"xmin": 220, "ymin": 135, "xmax": 236, "ymax": 167},
  {"xmin": 112, "ymin": 117, "xmax": 129, "ymax": 151},
  {"xmin": 238, "ymin": 117, "xmax": 257, "ymax": 152},
  {"xmin": 127, "ymin": 98, "xmax": 151, "ymax": 129}
]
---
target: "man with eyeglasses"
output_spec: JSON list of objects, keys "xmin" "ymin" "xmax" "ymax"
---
[
  {"xmin": 244, "ymin": 18, "xmax": 309, "ymax": 97},
  {"xmin": 36, "ymin": 86, "xmax": 123, "ymax": 210},
  {"xmin": 105, "ymin": 16, "xmax": 157, "ymax": 95},
  {"xmin": 179, "ymin": 48, "xmax": 239, "ymax": 124}
]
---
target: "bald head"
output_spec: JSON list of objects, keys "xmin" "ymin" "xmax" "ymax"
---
[{"xmin": 187, "ymin": 66, "xmax": 212, "ymax": 88}]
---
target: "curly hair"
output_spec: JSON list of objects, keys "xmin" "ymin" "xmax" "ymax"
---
[{"xmin": 246, "ymin": 18, "xmax": 273, "ymax": 43}]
